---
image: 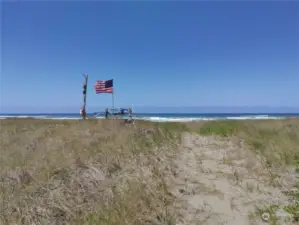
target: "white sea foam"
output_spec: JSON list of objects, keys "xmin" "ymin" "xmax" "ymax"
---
[
  {"xmin": 94, "ymin": 116, "xmax": 105, "ymax": 119},
  {"xmin": 225, "ymin": 115, "xmax": 282, "ymax": 120},
  {"xmin": 137, "ymin": 115, "xmax": 284, "ymax": 122},
  {"xmin": 0, "ymin": 115, "xmax": 47, "ymax": 119},
  {"xmin": 136, "ymin": 117, "xmax": 216, "ymax": 122},
  {"xmin": 45, "ymin": 117, "xmax": 81, "ymax": 120},
  {"xmin": 0, "ymin": 114, "xmax": 287, "ymax": 122},
  {"xmin": 0, "ymin": 115, "xmax": 31, "ymax": 118}
]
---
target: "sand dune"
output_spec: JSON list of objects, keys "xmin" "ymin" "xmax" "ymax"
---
[
  {"xmin": 168, "ymin": 133, "xmax": 295, "ymax": 225},
  {"xmin": 0, "ymin": 119, "xmax": 298, "ymax": 225}
]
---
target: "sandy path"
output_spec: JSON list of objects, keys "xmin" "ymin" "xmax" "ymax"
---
[{"xmin": 168, "ymin": 133, "xmax": 295, "ymax": 225}]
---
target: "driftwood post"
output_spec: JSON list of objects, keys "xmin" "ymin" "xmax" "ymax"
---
[{"xmin": 80, "ymin": 74, "xmax": 88, "ymax": 120}]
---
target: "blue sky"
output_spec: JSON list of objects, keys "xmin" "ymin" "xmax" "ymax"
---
[{"xmin": 1, "ymin": 1, "xmax": 299, "ymax": 113}]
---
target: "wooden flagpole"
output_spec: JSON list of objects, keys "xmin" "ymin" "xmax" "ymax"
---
[{"xmin": 81, "ymin": 74, "xmax": 88, "ymax": 120}]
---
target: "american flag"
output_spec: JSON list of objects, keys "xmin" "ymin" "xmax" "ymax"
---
[{"xmin": 94, "ymin": 79, "xmax": 113, "ymax": 94}]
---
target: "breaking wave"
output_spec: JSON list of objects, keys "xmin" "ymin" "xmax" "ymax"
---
[
  {"xmin": 136, "ymin": 115, "xmax": 282, "ymax": 122},
  {"xmin": 0, "ymin": 114, "xmax": 288, "ymax": 122}
]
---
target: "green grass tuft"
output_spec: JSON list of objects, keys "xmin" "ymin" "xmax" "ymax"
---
[
  {"xmin": 197, "ymin": 119, "xmax": 299, "ymax": 168},
  {"xmin": 198, "ymin": 120, "xmax": 245, "ymax": 137}
]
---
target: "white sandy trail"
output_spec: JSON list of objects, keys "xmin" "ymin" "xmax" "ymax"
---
[{"xmin": 168, "ymin": 133, "xmax": 295, "ymax": 225}]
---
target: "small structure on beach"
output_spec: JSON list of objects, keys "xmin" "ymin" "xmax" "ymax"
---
[
  {"xmin": 93, "ymin": 78, "xmax": 133, "ymax": 121},
  {"xmin": 80, "ymin": 75, "xmax": 134, "ymax": 122},
  {"xmin": 95, "ymin": 107, "xmax": 133, "ymax": 120}
]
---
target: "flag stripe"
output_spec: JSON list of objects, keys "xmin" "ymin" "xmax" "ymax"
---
[{"xmin": 94, "ymin": 79, "xmax": 114, "ymax": 94}]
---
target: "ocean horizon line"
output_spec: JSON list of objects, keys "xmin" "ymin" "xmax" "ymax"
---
[
  {"xmin": 1, "ymin": 112, "xmax": 299, "ymax": 123},
  {"xmin": 1, "ymin": 106, "xmax": 299, "ymax": 114},
  {"xmin": 1, "ymin": 112, "xmax": 299, "ymax": 115}
]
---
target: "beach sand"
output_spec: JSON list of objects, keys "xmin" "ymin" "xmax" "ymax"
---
[
  {"xmin": 171, "ymin": 133, "xmax": 296, "ymax": 225},
  {"xmin": 0, "ymin": 118, "xmax": 299, "ymax": 225}
]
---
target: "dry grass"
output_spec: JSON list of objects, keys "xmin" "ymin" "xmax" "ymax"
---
[
  {"xmin": 0, "ymin": 119, "xmax": 185, "ymax": 225},
  {"xmin": 1, "ymin": 118, "xmax": 299, "ymax": 225},
  {"xmin": 194, "ymin": 118, "xmax": 299, "ymax": 223},
  {"xmin": 195, "ymin": 119, "xmax": 299, "ymax": 169}
]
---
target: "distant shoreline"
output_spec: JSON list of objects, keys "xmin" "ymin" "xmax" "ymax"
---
[{"xmin": 1, "ymin": 112, "xmax": 299, "ymax": 122}]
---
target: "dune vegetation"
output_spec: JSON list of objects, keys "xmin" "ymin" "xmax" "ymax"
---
[{"xmin": 0, "ymin": 118, "xmax": 299, "ymax": 225}]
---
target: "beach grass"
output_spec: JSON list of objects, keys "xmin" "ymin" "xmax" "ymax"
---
[
  {"xmin": 0, "ymin": 118, "xmax": 183, "ymax": 225},
  {"xmin": 197, "ymin": 119, "xmax": 299, "ymax": 223},
  {"xmin": 1, "ymin": 118, "xmax": 299, "ymax": 224},
  {"xmin": 197, "ymin": 119, "xmax": 299, "ymax": 168}
]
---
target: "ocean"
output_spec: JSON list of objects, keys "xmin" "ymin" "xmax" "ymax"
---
[{"xmin": 0, "ymin": 113, "xmax": 299, "ymax": 122}]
